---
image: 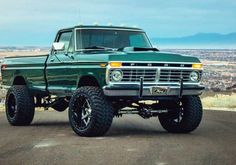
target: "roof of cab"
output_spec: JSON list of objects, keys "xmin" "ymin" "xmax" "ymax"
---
[{"xmin": 59, "ymin": 25, "xmax": 144, "ymax": 32}]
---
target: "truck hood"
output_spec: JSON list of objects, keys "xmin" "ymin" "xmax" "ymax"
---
[
  {"xmin": 76, "ymin": 51, "xmax": 201, "ymax": 63},
  {"xmin": 108, "ymin": 51, "xmax": 200, "ymax": 63}
]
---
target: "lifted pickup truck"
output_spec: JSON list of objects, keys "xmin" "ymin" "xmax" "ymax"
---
[{"xmin": 1, "ymin": 25, "xmax": 204, "ymax": 136}]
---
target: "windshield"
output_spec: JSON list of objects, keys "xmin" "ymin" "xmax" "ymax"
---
[{"xmin": 75, "ymin": 29, "xmax": 152, "ymax": 50}]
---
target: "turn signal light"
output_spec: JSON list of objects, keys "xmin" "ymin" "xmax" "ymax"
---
[
  {"xmin": 100, "ymin": 63, "xmax": 107, "ymax": 67},
  {"xmin": 109, "ymin": 62, "xmax": 122, "ymax": 68},
  {"xmin": 192, "ymin": 63, "xmax": 203, "ymax": 69}
]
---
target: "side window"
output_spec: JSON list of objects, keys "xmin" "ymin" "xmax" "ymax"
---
[{"xmin": 57, "ymin": 31, "xmax": 72, "ymax": 51}]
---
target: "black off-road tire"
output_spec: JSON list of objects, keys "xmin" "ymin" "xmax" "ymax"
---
[
  {"xmin": 5, "ymin": 85, "xmax": 35, "ymax": 126},
  {"xmin": 69, "ymin": 86, "xmax": 113, "ymax": 137},
  {"xmin": 158, "ymin": 96, "xmax": 202, "ymax": 133},
  {"xmin": 52, "ymin": 98, "xmax": 69, "ymax": 112}
]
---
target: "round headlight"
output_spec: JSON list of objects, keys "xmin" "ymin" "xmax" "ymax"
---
[
  {"xmin": 189, "ymin": 71, "xmax": 199, "ymax": 82},
  {"xmin": 111, "ymin": 70, "xmax": 123, "ymax": 82}
]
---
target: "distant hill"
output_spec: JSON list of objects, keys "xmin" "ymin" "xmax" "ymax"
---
[
  {"xmin": 151, "ymin": 32, "xmax": 236, "ymax": 49},
  {"xmin": 0, "ymin": 46, "xmax": 50, "ymax": 51}
]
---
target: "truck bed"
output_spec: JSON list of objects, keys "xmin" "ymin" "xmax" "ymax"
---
[{"xmin": 1, "ymin": 54, "xmax": 49, "ymax": 92}]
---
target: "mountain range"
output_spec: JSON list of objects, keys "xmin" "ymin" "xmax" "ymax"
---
[{"xmin": 151, "ymin": 32, "xmax": 236, "ymax": 49}]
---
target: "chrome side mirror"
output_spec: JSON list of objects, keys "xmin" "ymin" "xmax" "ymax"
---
[{"xmin": 52, "ymin": 42, "xmax": 65, "ymax": 51}]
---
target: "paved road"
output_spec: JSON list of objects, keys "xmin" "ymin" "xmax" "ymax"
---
[{"xmin": 0, "ymin": 110, "xmax": 235, "ymax": 165}]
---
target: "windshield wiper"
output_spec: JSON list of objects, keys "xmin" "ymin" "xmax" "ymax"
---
[
  {"xmin": 82, "ymin": 46, "xmax": 114, "ymax": 52},
  {"xmin": 118, "ymin": 47, "xmax": 159, "ymax": 52},
  {"xmin": 133, "ymin": 47, "xmax": 159, "ymax": 51}
]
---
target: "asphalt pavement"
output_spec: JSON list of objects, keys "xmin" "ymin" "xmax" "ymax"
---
[{"xmin": 0, "ymin": 110, "xmax": 235, "ymax": 165}]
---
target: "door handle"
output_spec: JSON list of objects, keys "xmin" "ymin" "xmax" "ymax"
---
[{"xmin": 50, "ymin": 58, "xmax": 55, "ymax": 62}]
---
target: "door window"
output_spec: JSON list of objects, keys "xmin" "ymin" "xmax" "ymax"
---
[{"xmin": 57, "ymin": 31, "xmax": 72, "ymax": 51}]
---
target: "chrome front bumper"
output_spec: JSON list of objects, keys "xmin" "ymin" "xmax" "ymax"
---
[{"xmin": 103, "ymin": 84, "xmax": 205, "ymax": 97}]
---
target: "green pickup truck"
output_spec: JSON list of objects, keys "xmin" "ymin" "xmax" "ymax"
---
[{"xmin": 1, "ymin": 25, "xmax": 204, "ymax": 136}]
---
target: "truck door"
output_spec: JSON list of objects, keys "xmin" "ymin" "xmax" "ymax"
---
[{"xmin": 46, "ymin": 30, "xmax": 76, "ymax": 95}]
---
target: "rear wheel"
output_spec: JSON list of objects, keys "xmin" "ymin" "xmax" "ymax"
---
[
  {"xmin": 5, "ymin": 85, "xmax": 35, "ymax": 126},
  {"xmin": 69, "ymin": 86, "xmax": 113, "ymax": 137},
  {"xmin": 158, "ymin": 96, "xmax": 202, "ymax": 133}
]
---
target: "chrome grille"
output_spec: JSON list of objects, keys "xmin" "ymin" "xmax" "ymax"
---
[
  {"xmin": 109, "ymin": 69, "xmax": 157, "ymax": 82},
  {"xmin": 159, "ymin": 69, "xmax": 202, "ymax": 82}
]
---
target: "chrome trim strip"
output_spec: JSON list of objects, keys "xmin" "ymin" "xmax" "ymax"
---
[
  {"xmin": 3, "ymin": 67, "xmax": 44, "ymax": 70},
  {"xmin": 109, "ymin": 61, "xmax": 202, "ymax": 65},
  {"xmin": 108, "ymin": 66, "xmax": 203, "ymax": 70},
  {"xmin": 106, "ymin": 82, "xmax": 202, "ymax": 85}
]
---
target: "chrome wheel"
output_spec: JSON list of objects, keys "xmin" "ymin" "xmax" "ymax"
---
[
  {"xmin": 81, "ymin": 99, "xmax": 92, "ymax": 127},
  {"xmin": 72, "ymin": 96, "xmax": 92, "ymax": 130}
]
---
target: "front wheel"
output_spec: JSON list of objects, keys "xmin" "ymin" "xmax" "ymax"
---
[
  {"xmin": 158, "ymin": 96, "xmax": 203, "ymax": 133},
  {"xmin": 68, "ymin": 86, "xmax": 113, "ymax": 137}
]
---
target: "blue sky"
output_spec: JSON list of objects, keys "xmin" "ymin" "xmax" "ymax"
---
[{"xmin": 0, "ymin": 0, "xmax": 236, "ymax": 46}]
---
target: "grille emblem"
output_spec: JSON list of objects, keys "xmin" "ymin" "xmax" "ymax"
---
[{"xmin": 164, "ymin": 64, "xmax": 169, "ymax": 67}]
